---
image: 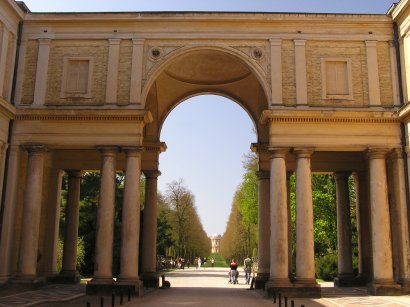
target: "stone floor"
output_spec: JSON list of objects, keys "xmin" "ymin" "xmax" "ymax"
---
[{"xmin": 1, "ymin": 268, "xmax": 410, "ymax": 306}]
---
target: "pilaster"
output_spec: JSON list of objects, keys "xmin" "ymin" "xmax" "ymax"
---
[
  {"xmin": 0, "ymin": 27, "xmax": 9, "ymax": 98},
  {"xmin": 294, "ymin": 40, "xmax": 307, "ymax": 105},
  {"xmin": 105, "ymin": 39, "xmax": 121, "ymax": 104},
  {"xmin": 270, "ymin": 39, "xmax": 283, "ymax": 105},
  {"xmin": 33, "ymin": 39, "xmax": 51, "ymax": 105},
  {"xmin": 130, "ymin": 39, "xmax": 144, "ymax": 105},
  {"xmin": 365, "ymin": 41, "xmax": 381, "ymax": 106}
]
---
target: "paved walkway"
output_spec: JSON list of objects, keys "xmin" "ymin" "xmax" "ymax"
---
[{"xmin": 2, "ymin": 268, "xmax": 410, "ymax": 306}]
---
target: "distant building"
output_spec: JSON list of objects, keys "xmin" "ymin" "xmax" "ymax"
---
[{"xmin": 210, "ymin": 234, "xmax": 222, "ymax": 254}]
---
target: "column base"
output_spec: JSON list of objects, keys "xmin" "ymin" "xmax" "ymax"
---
[
  {"xmin": 255, "ymin": 273, "xmax": 269, "ymax": 289},
  {"xmin": 140, "ymin": 272, "xmax": 159, "ymax": 288},
  {"xmin": 116, "ymin": 279, "xmax": 144, "ymax": 297},
  {"xmin": 266, "ymin": 279, "xmax": 321, "ymax": 298},
  {"xmin": 47, "ymin": 271, "xmax": 80, "ymax": 284},
  {"xmin": 369, "ymin": 280, "xmax": 405, "ymax": 296},
  {"xmin": 334, "ymin": 274, "xmax": 366, "ymax": 287},
  {"xmin": 86, "ymin": 277, "xmax": 115, "ymax": 295},
  {"xmin": 8, "ymin": 275, "xmax": 44, "ymax": 290}
]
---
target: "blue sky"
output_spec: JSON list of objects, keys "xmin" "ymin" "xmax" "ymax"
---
[{"xmin": 21, "ymin": 0, "xmax": 396, "ymax": 236}]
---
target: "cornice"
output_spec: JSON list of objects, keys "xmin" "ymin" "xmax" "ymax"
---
[
  {"xmin": 260, "ymin": 109, "xmax": 400, "ymax": 125},
  {"xmin": 143, "ymin": 141, "xmax": 167, "ymax": 153},
  {"xmin": 0, "ymin": 98, "xmax": 16, "ymax": 119},
  {"xmin": 24, "ymin": 12, "xmax": 391, "ymax": 24},
  {"xmin": 15, "ymin": 108, "xmax": 153, "ymax": 123}
]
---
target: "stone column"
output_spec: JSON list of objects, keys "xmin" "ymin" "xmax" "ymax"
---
[
  {"xmin": 365, "ymin": 41, "xmax": 381, "ymax": 106},
  {"xmin": 0, "ymin": 142, "xmax": 8, "ymax": 207},
  {"xmin": 390, "ymin": 149, "xmax": 410, "ymax": 286},
  {"xmin": 44, "ymin": 169, "xmax": 64, "ymax": 278},
  {"xmin": 141, "ymin": 170, "xmax": 160, "ymax": 287},
  {"xmin": 117, "ymin": 147, "xmax": 143, "ymax": 291},
  {"xmin": 0, "ymin": 145, "xmax": 21, "ymax": 283},
  {"xmin": 33, "ymin": 38, "xmax": 51, "ymax": 105},
  {"xmin": 294, "ymin": 148, "xmax": 318, "ymax": 289},
  {"xmin": 255, "ymin": 170, "xmax": 270, "ymax": 288},
  {"xmin": 353, "ymin": 171, "xmax": 372, "ymax": 282},
  {"xmin": 287, "ymin": 172, "xmax": 293, "ymax": 279},
  {"xmin": 367, "ymin": 148, "xmax": 398, "ymax": 295},
  {"xmin": 60, "ymin": 170, "xmax": 82, "ymax": 282},
  {"xmin": 16, "ymin": 144, "xmax": 47, "ymax": 282},
  {"xmin": 266, "ymin": 148, "xmax": 292, "ymax": 292},
  {"xmin": 88, "ymin": 146, "xmax": 118, "ymax": 288},
  {"xmin": 294, "ymin": 40, "xmax": 307, "ymax": 105},
  {"xmin": 334, "ymin": 172, "xmax": 355, "ymax": 286}
]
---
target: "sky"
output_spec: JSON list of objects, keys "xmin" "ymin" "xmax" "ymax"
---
[{"xmin": 21, "ymin": 0, "xmax": 396, "ymax": 236}]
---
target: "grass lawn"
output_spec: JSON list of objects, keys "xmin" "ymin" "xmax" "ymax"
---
[{"xmin": 208, "ymin": 253, "xmax": 229, "ymax": 267}]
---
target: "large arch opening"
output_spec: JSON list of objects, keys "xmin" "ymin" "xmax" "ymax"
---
[{"xmin": 156, "ymin": 94, "xmax": 257, "ymax": 287}]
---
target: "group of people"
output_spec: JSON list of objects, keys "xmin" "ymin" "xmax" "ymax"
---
[
  {"xmin": 159, "ymin": 256, "xmax": 215, "ymax": 270},
  {"xmin": 228, "ymin": 256, "xmax": 253, "ymax": 285}
]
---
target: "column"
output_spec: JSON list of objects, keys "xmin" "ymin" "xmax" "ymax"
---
[
  {"xmin": 105, "ymin": 39, "xmax": 121, "ymax": 104},
  {"xmin": 117, "ymin": 147, "xmax": 143, "ymax": 287},
  {"xmin": 365, "ymin": 41, "xmax": 381, "ymax": 106},
  {"xmin": 33, "ymin": 38, "xmax": 51, "ymax": 105},
  {"xmin": 16, "ymin": 144, "xmax": 47, "ymax": 281},
  {"xmin": 44, "ymin": 169, "xmax": 64, "ymax": 277},
  {"xmin": 0, "ymin": 26, "xmax": 9, "ymax": 98},
  {"xmin": 255, "ymin": 170, "xmax": 270, "ymax": 287},
  {"xmin": 367, "ymin": 148, "xmax": 396, "ymax": 292},
  {"xmin": 266, "ymin": 148, "xmax": 292, "ymax": 289},
  {"xmin": 353, "ymin": 171, "xmax": 372, "ymax": 282},
  {"xmin": 0, "ymin": 142, "xmax": 8, "ymax": 207},
  {"xmin": 390, "ymin": 149, "xmax": 410, "ymax": 286},
  {"xmin": 141, "ymin": 170, "xmax": 160, "ymax": 287},
  {"xmin": 294, "ymin": 148, "xmax": 317, "ymax": 286},
  {"xmin": 287, "ymin": 172, "xmax": 293, "ymax": 279},
  {"xmin": 88, "ymin": 146, "xmax": 118, "ymax": 285},
  {"xmin": 294, "ymin": 40, "xmax": 307, "ymax": 105},
  {"xmin": 270, "ymin": 39, "xmax": 282, "ymax": 105},
  {"xmin": 130, "ymin": 38, "xmax": 144, "ymax": 105},
  {"xmin": 334, "ymin": 172, "xmax": 355, "ymax": 285},
  {"xmin": 0, "ymin": 145, "xmax": 21, "ymax": 283},
  {"xmin": 60, "ymin": 170, "xmax": 82, "ymax": 280}
]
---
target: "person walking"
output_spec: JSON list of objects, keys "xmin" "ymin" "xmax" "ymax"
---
[
  {"xmin": 211, "ymin": 257, "xmax": 215, "ymax": 268},
  {"xmin": 229, "ymin": 259, "xmax": 238, "ymax": 284},
  {"xmin": 243, "ymin": 256, "xmax": 253, "ymax": 285}
]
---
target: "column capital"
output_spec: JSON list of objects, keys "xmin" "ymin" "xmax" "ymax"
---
[
  {"xmin": 294, "ymin": 39, "xmax": 307, "ymax": 46},
  {"xmin": 365, "ymin": 40, "xmax": 378, "ymax": 47},
  {"xmin": 21, "ymin": 144, "xmax": 48, "ymax": 154},
  {"xmin": 144, "ymin": 170, "xmax": 161, "ymax": 179},
  {"xmin": 122, "ymin": 146, "xmax": 144, "ymax": 155},
  {"xmin": 132, "ymin": 38, "xmax": 144, "ymax": 45},
  {"xmin": 38, "ymin": 38, "xmax": 51, "ymax": 45},
  {"xmin": 293, "ymin": 148, "xmax": 314, "ymax": 158},
  {"xmin": 66, "ymin": 170, "xmax": 83, "ymax": 178},
  {"xmin": 390, "ymin": 148, "xmax": 404, "ymax": 159},
  {"xmin": 367, "ymin": 148, "xmax": 389, "ymax": 160},
  {"xmin": 108, "ymin": 38, "xmax": 121, "ymax": 45},
  {"xmin": 334, "ymin": 172, "xmax": 351, "ymax": 181},
  {"xmin": 268, "ymin": 147, "xmax": 289, "ymax": 158},
  {"xmin": 96, "ymin": 145, "xmax": 120, "ymax": 155},
  {"xmin": 256, "ymin": 170, "xmax": 270, "ymax": 180},
  {"xmin": 251, "ymin": 142, "xmax": 269, "ymax": 154}
]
